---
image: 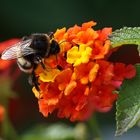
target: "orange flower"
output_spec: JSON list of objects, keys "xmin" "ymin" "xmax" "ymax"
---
[
  {"xmin": 54, "ymin": 21, "xmax": 98, "ymax": 50},
  {"xmin": 54, "ymin": 27, "xmax": 67, "ymax": 42},
  {"xmin": 97, "ymin": 27, "xmax": 112, "ymax": 42},
  {"xmin": 95, "ymin": 60, "xmax": 114, "ymax": 85},
  {"xmin": 72, "ymin": 62, "xmax": 99, "ymax": 85},
  {"xmin": 32, "ymin": 21, "xmax": 136, "ymax": 121},
  {"xmin": 91, "ymin": 40, "xmax": 111, "ymax": 59}
]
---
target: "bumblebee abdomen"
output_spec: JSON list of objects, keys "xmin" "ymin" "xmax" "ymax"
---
[{"xmin": 17, "ymin": 57, "xmax": 33, "ymax": 73}]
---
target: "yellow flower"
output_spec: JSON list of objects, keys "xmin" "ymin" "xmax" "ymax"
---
[
  {"xmin": 39, "ymin": 69, "xmax": 60, "ymax": 82},
  {"xmin": 66, "ymin": 44, "xmax": 92, "ymax": 66},
  {"xmin": 32, "ymin": 87, "xmax": 43, "ymax": 99}
]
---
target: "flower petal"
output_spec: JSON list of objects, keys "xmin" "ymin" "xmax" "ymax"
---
[{"xmin": 39, "ymin": 69, "xmax": 60, "ymax": 82}]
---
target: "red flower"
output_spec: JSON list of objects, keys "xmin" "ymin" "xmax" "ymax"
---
[
  {"xmin": 113, "ymin": 63, "xmax": 136, "ymax": 81},
  {"xmin": 0, "ymin": 105, "xmax": 5, "ymax": 122},
  {"xmin": 0, "ymin": 39, "xmax": 20, "ymax": 70},
  {"xmin": 91, "ymin": 85, "xmax": 118, "ymax": 112},
  {"xmin": 0, "ymin": 39, "xmax": 21, "ymax": 81}
]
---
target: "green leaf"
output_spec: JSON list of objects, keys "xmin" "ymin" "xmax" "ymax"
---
[
  {"xmin": 116, "ymin": 64, "xmax": 140, "ymax": 136},
  {"xmin": 109, "ymin": 27, "xmax": 140, "ymax": 54}
]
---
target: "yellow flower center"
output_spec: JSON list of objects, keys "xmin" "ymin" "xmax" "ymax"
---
[{"xmin": 66, "ymin": 44, "xmax": 92, "ymax": 66}]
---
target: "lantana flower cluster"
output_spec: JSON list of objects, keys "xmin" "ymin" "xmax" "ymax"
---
[{"xmin": 33, "ymin": 21, "xmax": 136, "ymax": 121}]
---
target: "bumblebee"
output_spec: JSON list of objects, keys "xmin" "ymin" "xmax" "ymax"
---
[{"xmin": 1, "ymin": 33, "xmax": 60, "ymax": 91}]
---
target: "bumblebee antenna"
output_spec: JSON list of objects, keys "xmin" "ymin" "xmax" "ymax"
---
[
  {"xmin": 59, "ymin": 40, "xmax": 78, "ymax": 47},
  {"xmin": 48, "ymin": 32, "xmax": 54, "ymax": 38},
  {"xmin": 59, "ymin": 40, "xmax": 67, "ymax": 45}
]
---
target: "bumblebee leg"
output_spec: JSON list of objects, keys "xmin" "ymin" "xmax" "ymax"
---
[
  {"xmin": 40, "ymin": 60, "xmax": 46, "ymax": 70},
  {"xmin": 32, "ymin": 71, "xmax": 40, "ymax": 91},
  {"xmin": 34, "ymin": 56, "xmax": 46, "ymax": 70},
  {"xmin": 28, "ymin": 71, "xmax": 40, "ymax": 91},
  {"xmin": 55, "ymin": 54, "xmax": 58, "ymax": 63},
  {"xmin": 28, "ymin": 75, "xmax": 33, "ymax": 86}
]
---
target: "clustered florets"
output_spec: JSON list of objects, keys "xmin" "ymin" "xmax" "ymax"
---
[{"xmin": 33, "ymin": 21, "xmax": 136, "ymax": 121}]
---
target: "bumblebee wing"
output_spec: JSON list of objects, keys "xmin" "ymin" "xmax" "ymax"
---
[
  {"xmin": 1, "ymin": 41, "xmax": 22, "ymax": 60},
  {"xmin": 20, "ymin": 39, "xmax": 37, "ymax": 56},
  {"xmin": 1, "ymin": 39, "xmax": 36, "ymax": 60}
]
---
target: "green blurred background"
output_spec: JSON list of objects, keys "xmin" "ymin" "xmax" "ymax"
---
[
  {"xmin": 0, "ymin": 0, "xmax": 140, "ymax": 40},
  {"xmin": 0, "ymin": 0, "xmax": 140, "ymax": 139}
]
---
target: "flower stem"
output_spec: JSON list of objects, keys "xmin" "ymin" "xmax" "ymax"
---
[
  {"xmin": 1, "ymin": 101, "xmax": 19, "ymax": 140},
  {"xmin": 87, "ymin": 114, "xmax": 102, "ymax": 140}
]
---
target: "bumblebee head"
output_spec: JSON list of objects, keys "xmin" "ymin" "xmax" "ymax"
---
[{"xmin": 30, "ymin": 34, "xmax": 50, "ymax": 57}]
